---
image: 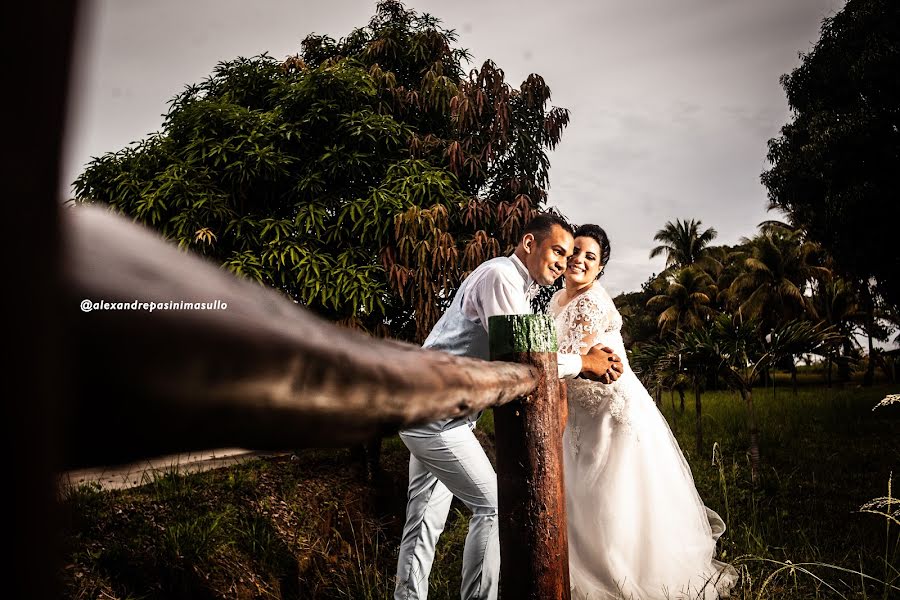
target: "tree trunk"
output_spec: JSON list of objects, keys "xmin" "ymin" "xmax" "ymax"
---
[
  {"xmin": 772, "ymin": 369, "xmax": 777, "ymax": 402},
  {"xmin": 694, "ymin": 383, "xmax": 703, "ymax": 456},
  {"xmin": 791, "ymin": 365, "xmax": 798, "ymax": 396},
  {"xmin": 826, "ymin": 356, "xmax": 833, "ymax": 388},
  {"xmin": 862, "ymin": 283, "xmax": 876, "ymax": 387},
  {"xmin": 705, "ymin": 370, "xmax": 717, "ymax": 391},
  {"xmin": 837, "ymin": 340, "xmax": 852, "ymax": 382},
  {"xmin": 740, "ymin": 388, "xmax": 761, "ymax": 486},
  {"xmin": 678, "ymin": 388, "xmax": 686, "ymax": 414},
  {"xmin": 864, "ymin": 326, "xmax": 875, "ymax": 387},
  {"xmin": 654, "ymin": 385, "xmax": 662, "ymax": 408},
  {"xmin": 349, "ymin": 439, "xmax": 382, "ymax": 483},
  {"xmin": 669, "ymin": 389, "xmax": 677, "ymax": 429}
]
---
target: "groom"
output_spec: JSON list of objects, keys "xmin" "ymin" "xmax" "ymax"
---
[{"xmin": 394, "ymin": 213, "xmax": 623, "ymax": 600}]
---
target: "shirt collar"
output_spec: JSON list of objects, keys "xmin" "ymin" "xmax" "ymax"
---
[{"xmin": 509, "ymin": 253, "xmax": 539, "ymax": 299}]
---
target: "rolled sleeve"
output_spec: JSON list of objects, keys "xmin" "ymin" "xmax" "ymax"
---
[{"xmin": 557, "ymin": 353, "xmax": 582, "ymax": 379}]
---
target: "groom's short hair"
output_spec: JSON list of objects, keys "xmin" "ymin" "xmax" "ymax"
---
[{"xmin": 523, "ymin": 213, "xmax": 574, "ymax": 242}]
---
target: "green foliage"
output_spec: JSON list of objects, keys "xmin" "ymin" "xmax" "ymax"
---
[
  {"xmin": 686, "ymin": 314, "xmax": 840, "ymax": 394},
  {"xmin": 762, "ymin": 0, "xmax": 900, "ymax": 310},
  {"xmin": 614, "ymin": 274, "xmax": 663, "ymax": 348},
  {"xmin": 628, "ymin": 338, "xmax": 674, "ymax": 394},
  {"xmin": 161, "ymin": 512, "xmax": 227, "ymax": 564},
  {"xmin": 631, "ymin": 214, "xmax": 882, "ymax": 485},
  {"xmin": 73, "ymin": 0, "xmax": 570, "ymax": 341},
  {"xmin": 629, "ymin": 218, "xmax": 872, "ymax": 390}
]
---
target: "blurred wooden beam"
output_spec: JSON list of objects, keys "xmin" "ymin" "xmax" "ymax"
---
[{"xmin": 61, "ymin": 205, "xmax": 537, "ymax": 469}]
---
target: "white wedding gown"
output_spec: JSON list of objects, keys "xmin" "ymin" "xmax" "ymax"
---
[{"xmin": 549, "ymin": 284, "xmax": 737, "ymax": 599}]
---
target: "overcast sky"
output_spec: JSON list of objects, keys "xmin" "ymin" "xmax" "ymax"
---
[{"xmin": 63, "ymin": 0, "xmax": 845, "ymax": 297}]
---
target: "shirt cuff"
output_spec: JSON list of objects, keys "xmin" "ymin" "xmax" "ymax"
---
[{"xmin": 557, "ymin": 353, "xmax": 582, "ymax": 379}]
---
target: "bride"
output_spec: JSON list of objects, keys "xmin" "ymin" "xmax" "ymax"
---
[{"xmin": 549, "ymin": 224, "xmax": 738, "ymax": 599}]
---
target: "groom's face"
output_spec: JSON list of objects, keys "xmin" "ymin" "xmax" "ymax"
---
[{"xmin": 523, "ymin": 224, "xmax": 575, "ymax": 286}]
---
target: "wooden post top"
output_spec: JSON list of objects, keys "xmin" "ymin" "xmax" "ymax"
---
[{"xmin": 488, "ymin": 314, "xmax": 558, "ymax": 357}]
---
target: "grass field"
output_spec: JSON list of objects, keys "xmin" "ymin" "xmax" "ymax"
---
[{"xmin": 60, "ymin": 382, "xmax": 899, "ymax": 599}]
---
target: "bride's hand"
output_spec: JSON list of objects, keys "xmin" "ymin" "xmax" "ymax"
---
[{"xmin": 581, "ymin": 345, "xmax": 623, "ymax": 383}]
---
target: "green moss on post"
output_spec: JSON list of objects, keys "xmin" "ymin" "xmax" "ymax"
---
[{"xmin": 488, "ymin": 314, "xmax": 558, "ymax": 358}]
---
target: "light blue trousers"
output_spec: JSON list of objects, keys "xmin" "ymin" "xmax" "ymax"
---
[{"xmin": 394, "ymin": 424, "xmax": 500, "ymax": 600}]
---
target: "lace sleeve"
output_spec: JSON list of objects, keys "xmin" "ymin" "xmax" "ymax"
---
[{"xmin": 558, "ymin": 291, "xmax": 609, "ymax": 355}]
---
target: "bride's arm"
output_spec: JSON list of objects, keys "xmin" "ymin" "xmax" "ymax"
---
[{"xmin": 563, "ymin": 294, "xmax": 623, "ymax": 382}]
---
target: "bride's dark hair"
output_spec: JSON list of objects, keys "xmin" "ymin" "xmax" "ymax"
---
[{"xmin": 573, "ymin": 224, "xmax": 611, "ymax": 278}]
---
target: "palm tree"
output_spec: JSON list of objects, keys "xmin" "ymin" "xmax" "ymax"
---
[
  {"xmin": 728, "ymin": 230, "xmax": 830, "ymax": 389},
  {"xmin": 649, "ymin": 218, "xmax": 718, "ymax": 270},
  {"xmin": 756, "ymin": 219, "xmax": 799, "ymax": 236},
  {"xmin": 728, "ymin": 229, "xmax": 830, "ymax": 326},
  {"xmin": 647, "ymin": 267, "xmax": 718, "ymax": 337},
  {"xmin": 811, "ymin": 277, "xmax": 864, "ymax": 386},
  {"xmin": 695, "ymin": 244, "xmax": 749, "ymax": 314}
]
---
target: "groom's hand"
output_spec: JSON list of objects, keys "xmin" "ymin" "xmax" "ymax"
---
[{"xmin": 581, "ymin": 345, "xmax": 623, "ymax": 384}]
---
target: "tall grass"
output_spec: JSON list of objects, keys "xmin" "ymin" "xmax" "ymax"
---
[
  {"xmin": 660, "ymin": 384, "xmax": 899, "ymax": 599},
  {"xmin": 59, "ymin": 384, "xmax": 898, "ymax": 599}
]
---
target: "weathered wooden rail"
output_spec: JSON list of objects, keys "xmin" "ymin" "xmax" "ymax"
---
[
  {"xmin": 62, "ymin": 205, "xmax": 542, "ymax": 469},
  {"xmin": 14, "ymin": 3, "xmax": 571, "ymax": 597}
]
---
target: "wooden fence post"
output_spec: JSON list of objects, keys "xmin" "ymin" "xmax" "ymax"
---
[{"xmin": 489, "ymin": 314, "xmax": 570, "ymax": 600}]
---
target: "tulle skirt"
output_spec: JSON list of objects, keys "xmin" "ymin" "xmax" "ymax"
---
[{"xmin": 563, "ymin": 374, "xmax": 737, "ymax": 599}]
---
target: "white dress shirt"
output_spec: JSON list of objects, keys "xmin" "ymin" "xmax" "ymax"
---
[
  {"xmin": 457, "ymin": 253, "xmax": 582, "ymax": 377},
  {"xmin": 407, "ymin": 253, "xmax": 582, "ymax": 434}
]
